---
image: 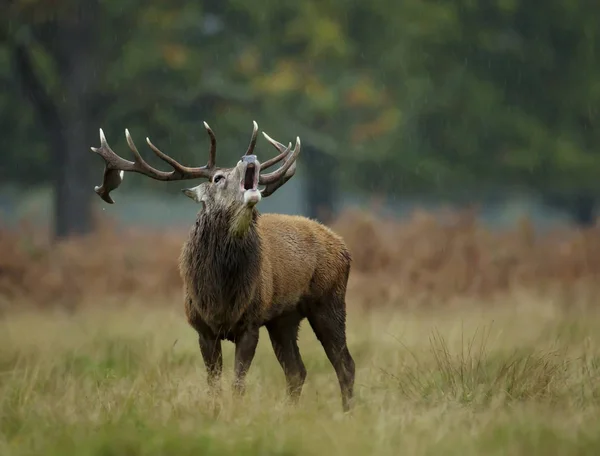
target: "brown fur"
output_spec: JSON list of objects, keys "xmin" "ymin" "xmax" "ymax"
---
[{"xmin": 179, "ymin": 205, "xmax": 355, "ymax": 411}]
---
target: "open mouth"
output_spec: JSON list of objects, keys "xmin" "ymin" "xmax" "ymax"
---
[{"xmin": 243, "ymin": 163, "xmax": 257, "ymax": 190}]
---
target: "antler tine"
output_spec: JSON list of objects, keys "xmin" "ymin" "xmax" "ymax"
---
[
  {"xmin": 91, "ymin": 128, "xmax": 141, "ymax": 173},
  {"xmin": 203, "ymin": 121, "xmax": 217, "ymax": 169},
  {"xmin": 245, "ymin": 120, "xmax": 259, "ymax": 156},
  {"xmin": 145, "ymin": 136, "xmax": 186, "ymax": 172},
  {"xmin": 125, "ymin": 129, "xmax": 154, "ymax": 169},
  {"xmin": 260, "ymin": 172, "xmax": 295, "ymax": 197},
  {"xmin": 259, "ymin": 134, "xmax": 301, "ymax": 186},
  {"xmin": 261, "ymin": 140, "xmax": 293, "ymax": 170},
  {"xmin": 259, "ymin": 138, "xmax": 298, "ymax": 198}
]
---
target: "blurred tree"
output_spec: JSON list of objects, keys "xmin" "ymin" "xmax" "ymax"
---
[
  {"xmin": 303, "ymin": 144, "xmax": 339, "ymax": 223},
  {"xmin": 2, "ymin": 0, "xmax": 600, "ymax": 231},
  {"xmin": 376, "ymin": 0, "xmax": 600, "ymax": 224},
  {"xmin": 1, "ymin": 0, "xmax": 238, "ymax": 237},
  {"xmin": 3, "ymin": 1, "xmax": 111, "ymax": 238}
]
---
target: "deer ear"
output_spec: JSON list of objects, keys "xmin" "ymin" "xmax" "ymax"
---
[{"xmin": 181, "ymin": 184, "xmax": 206, "ymax": 203}]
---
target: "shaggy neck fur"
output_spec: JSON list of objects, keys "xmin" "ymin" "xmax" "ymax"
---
[
  {"xmin": 181, "ymin": 205, "xmax": 262, "ymax": 330},
  {"xmin": 229, "ymin": 204, "xmax": 257, "ymax": 238}
]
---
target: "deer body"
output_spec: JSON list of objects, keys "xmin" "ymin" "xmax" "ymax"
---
[
  {"xmin": 181, "ymin": 212, "xmax": 351, "ymax": 337},
  {"xmin": 90, "ymin": 121, "xmax": 355, "ymax": 411}
]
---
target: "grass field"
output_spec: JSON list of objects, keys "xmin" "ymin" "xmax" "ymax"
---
[
  {"xmin": 1, "ymin": 294, "xmax": 600, "ymax": 455},
  {"xmin": 2, "ymin": 191, "xmax": 600, "ymax": 455}
]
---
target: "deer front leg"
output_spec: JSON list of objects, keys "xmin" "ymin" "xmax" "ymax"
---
[
  {"xmin": 198, "ymin": 330, "xmax": 223, "ymax": 394},
  {"xmin": 186, "ymin": 300, "xmax": 223, "ymax": 395},
  {"xmin": 233, "ymin": 328, "xmax": 259, "ymax": 395}
]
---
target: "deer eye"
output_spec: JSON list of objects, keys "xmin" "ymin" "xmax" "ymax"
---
[{"xmin": 213, "ymin": 175, "xmax": 224, "ymax": 184}]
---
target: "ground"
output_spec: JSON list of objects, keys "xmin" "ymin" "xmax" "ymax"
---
[{"xmin": 1, "ymin": 294, "xmax": 599, "ymax": 455}]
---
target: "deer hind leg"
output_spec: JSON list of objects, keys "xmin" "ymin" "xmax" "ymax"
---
[
  {"xmin": 266, "ymin": 312, "xmax": 307, "ymax": 403},
  {"xmin": 306, "ymin": 292, "xmax": 355, "ymax": 412},
  {"xmin": 232, "ymin": 327, "xmax": 260, "ymax": 396}
]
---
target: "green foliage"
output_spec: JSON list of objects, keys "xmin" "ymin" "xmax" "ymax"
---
[{"xmin": 2, "ymin": 0, "xmax": 600, "ymax": 196}]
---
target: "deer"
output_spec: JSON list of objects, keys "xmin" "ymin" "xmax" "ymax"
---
[{"xmin": 90, "ymin": 121, "xmax": 356, "ymax": 412}]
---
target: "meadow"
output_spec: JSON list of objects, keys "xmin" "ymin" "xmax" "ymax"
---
[{"xmin": 1, "ymin": 208, "xmax": 600, "ymax": 455}]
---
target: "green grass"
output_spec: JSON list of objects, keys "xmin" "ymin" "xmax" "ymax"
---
[{"xmin": 1, "ymin": 297, "xmax": 600, "ymax": 455}]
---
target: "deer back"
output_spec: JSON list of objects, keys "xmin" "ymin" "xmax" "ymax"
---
[{"xmin": 256, "ymin": 214, "xmax": 352, "ymax": 313}]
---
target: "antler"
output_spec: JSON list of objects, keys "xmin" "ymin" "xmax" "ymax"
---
[
  {"xmin": 245, "ymin": 120, "xmax": 259, "ymax": 156},
  {"xmin": 260, "ymin": 138, "xmax": 292, "ymax": 171},
  {"xmin": 258, "ymin": 132, "xmax": 301, "ymax": 198},
  {"xmin": 91, "ymin": 122, "xmax": 219, "ymax": 204}
]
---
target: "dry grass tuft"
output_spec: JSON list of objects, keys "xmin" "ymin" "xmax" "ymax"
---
[{"xmin": 388, "ymin": 326, "xmax": 569, "ymax": 405}]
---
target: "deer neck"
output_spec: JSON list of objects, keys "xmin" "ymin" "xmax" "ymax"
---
[
  {"xmin": 189, "ymin": 206, "xmax": 261, "ymax": 277},
  {"xmin": 229, "ymin": 205, "xmax": 259, "ymax": 238},
  {"xmin": 194, "ymin": 205, "xmax": 259, "ymax": 242},
  {"xmin": 183, "ymin": 206, "xmax": 262, "ymax": 324}
]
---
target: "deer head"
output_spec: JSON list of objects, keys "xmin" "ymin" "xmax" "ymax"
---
[
  {"xmin": 181, "ymin": 123, "xmax": 300, "ymax": 215},
  {"xmin": 90, "ymin": 121, "xmax": 301, "ymax": 209}
]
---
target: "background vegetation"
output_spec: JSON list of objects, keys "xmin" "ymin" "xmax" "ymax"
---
[{"xmin": 2, "ymin": 0, "xmax": 600, "ymax": 236}]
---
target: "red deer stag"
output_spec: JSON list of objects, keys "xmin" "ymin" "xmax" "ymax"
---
[{"xmin": 90, "ymin": 121, "xmax": 355, "ymax": 411}]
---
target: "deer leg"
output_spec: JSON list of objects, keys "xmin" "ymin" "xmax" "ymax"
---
[
  {"xmin": 266, "ymin": 313, "xmax": 307, "ymax": 402},
  {"xmin": 306, "ymin": 294, "xmax": 355, "ymax": 412},
  {"xmin": 198, "ymin": 331, "xmax": 223, "ymax": 393},
  {"xmin": 232, "ymin": 328, "xmax": 259, "ymax": 395},
  {"xmin": 186, "ymin": 300, "xmax": 223, "ymax": 394}
]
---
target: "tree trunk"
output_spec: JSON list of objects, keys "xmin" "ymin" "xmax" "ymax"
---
[
  {"xmin": 10, "ymin": 3, "xmax": 99, "ymax": 240},
  {"xmin": 303, "ymin": 144, "xmax": 338, "ymax": 224},
  {"xmin": 544, "ymin": 193, "xmax": 597, "ymax": 227},
  {"xmin": 52, "ymin": 4, "xmax": 98, "ymax": 239},
  {"xmin": 570, "ymin": 194, "xmax": 596, "ymax": 227},
  {"xmin": 53, "ymin": 108, "xmax": 94, "ymax": 239},
  {"xmin": 53, "ymin": 62, "xmax": 94, "ymax": 239}
]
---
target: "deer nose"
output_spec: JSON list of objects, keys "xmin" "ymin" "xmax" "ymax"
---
[{"xmin": 241, "ymin": 154, "xmax": 257, "ymax": 164}]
